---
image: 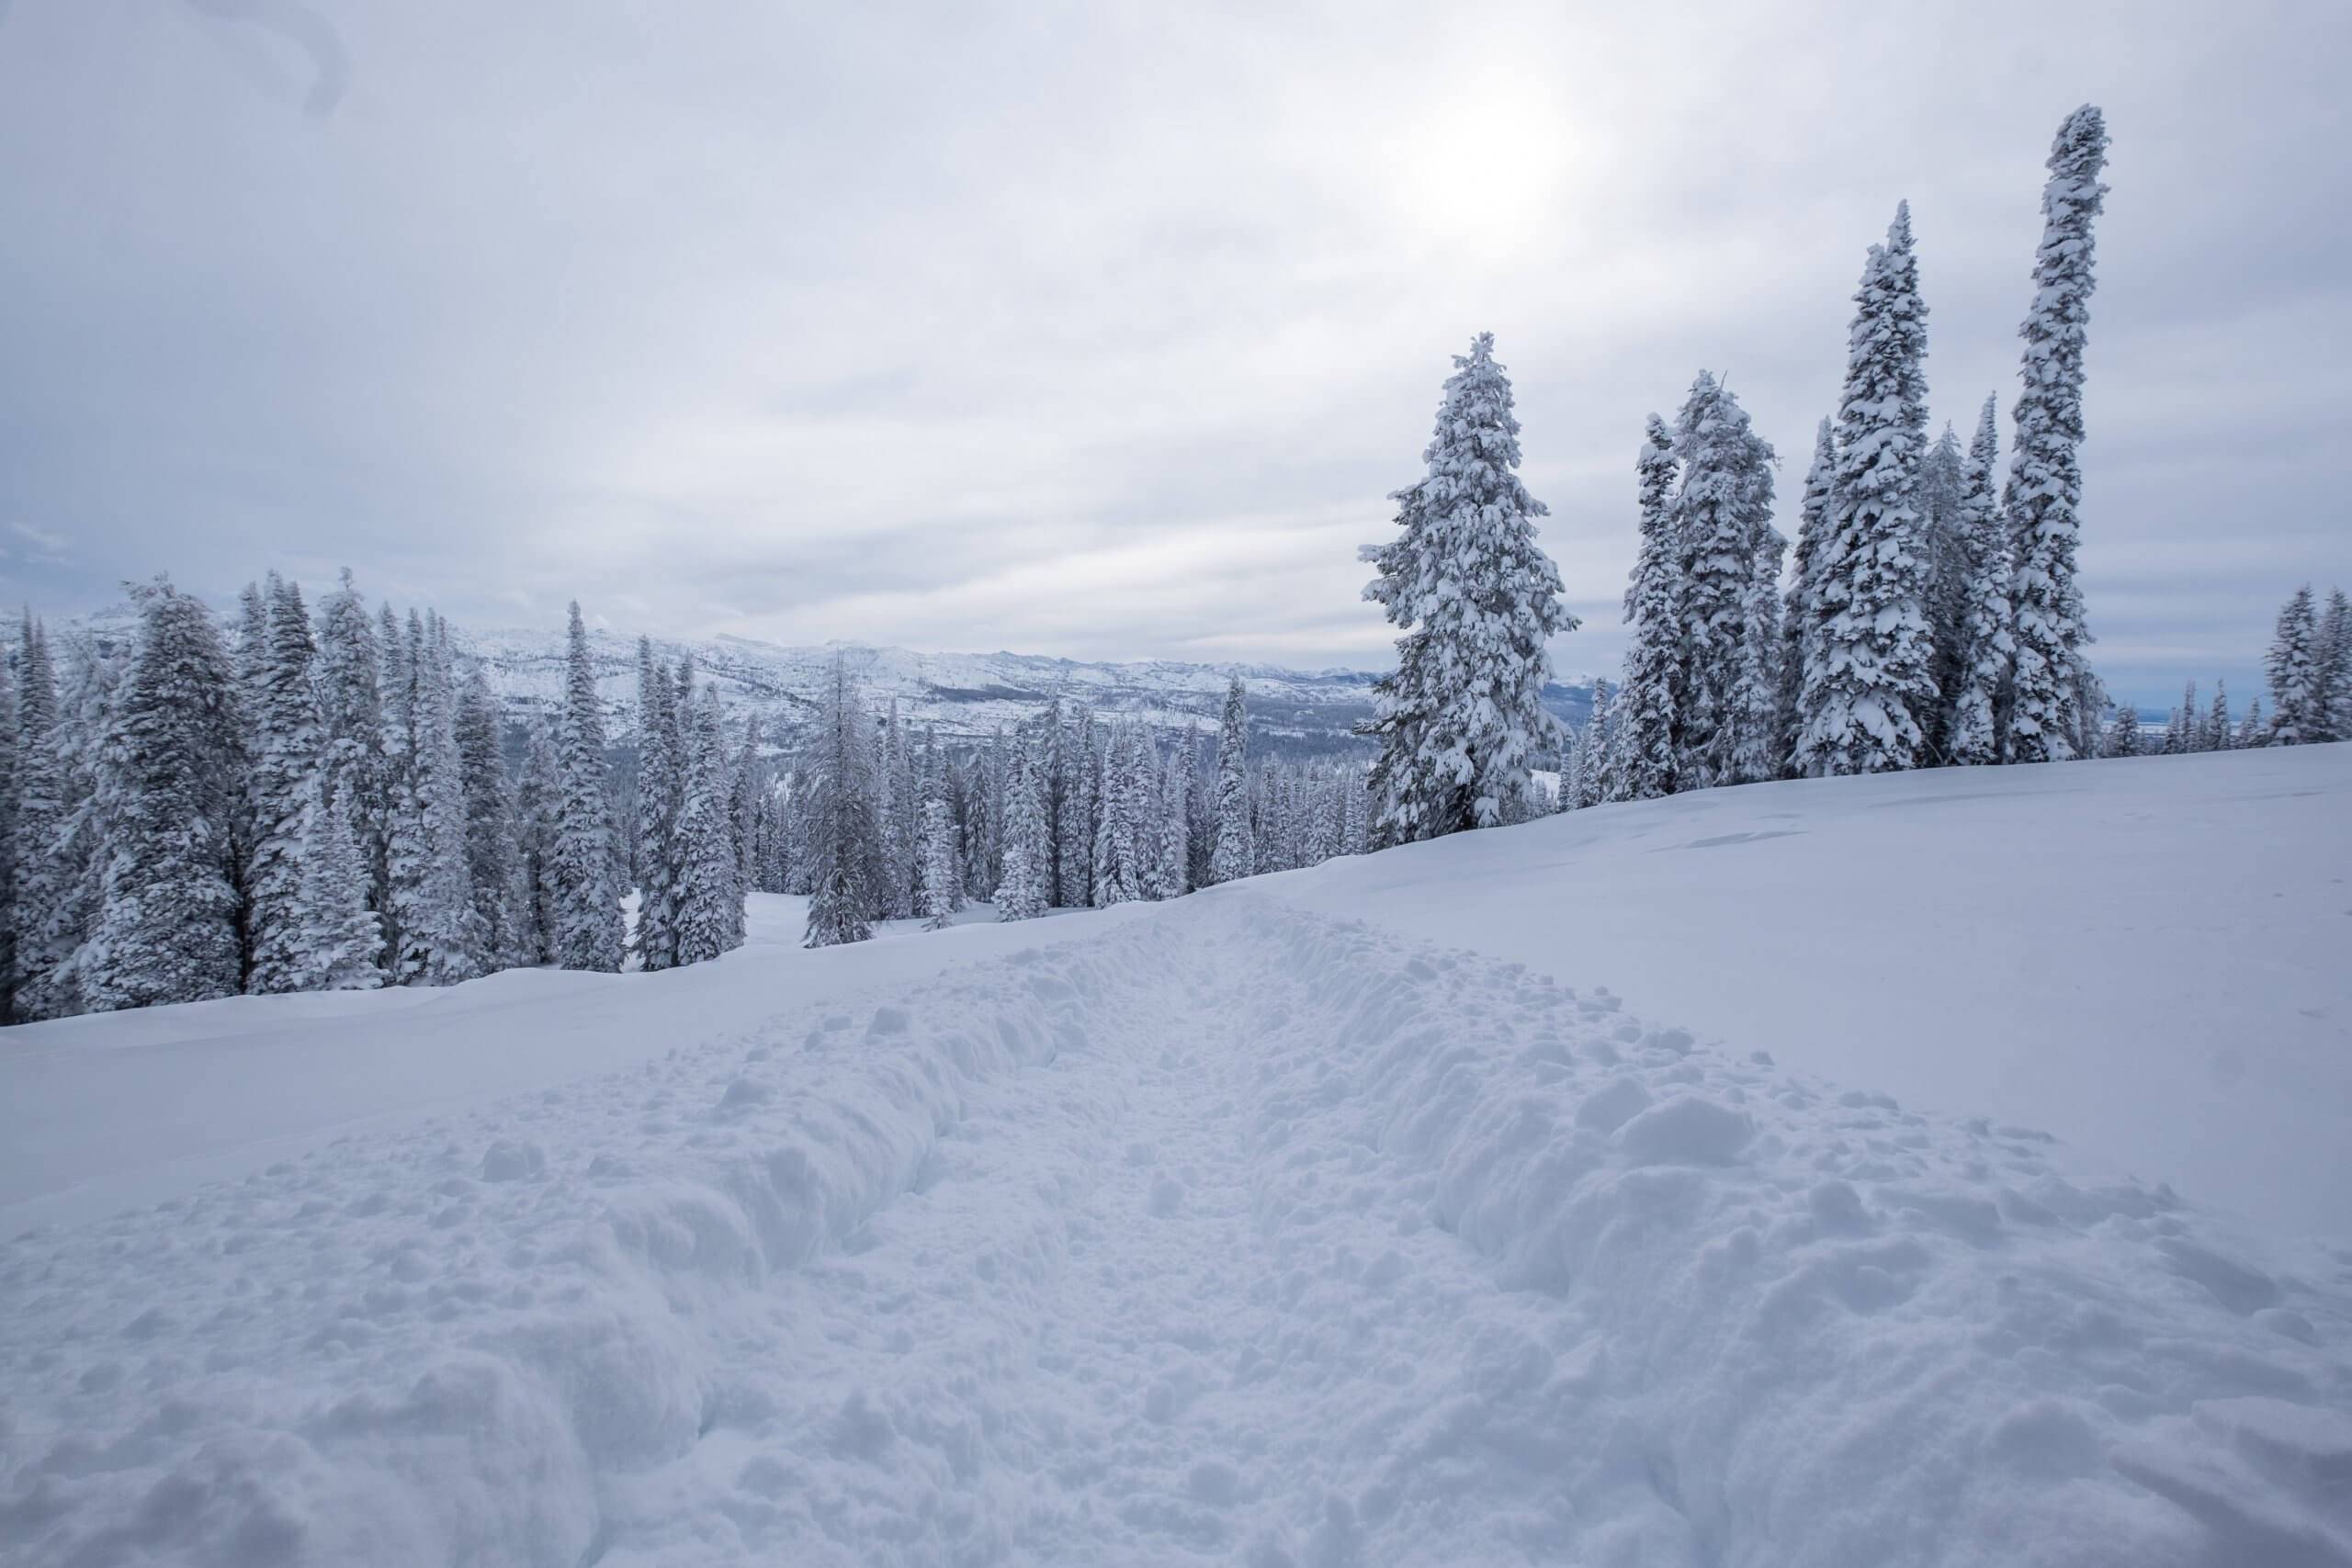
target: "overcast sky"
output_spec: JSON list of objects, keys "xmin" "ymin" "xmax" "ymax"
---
[{"xmin": 1, "ymin": 2, "xmax": 2345, "ymax": 702}]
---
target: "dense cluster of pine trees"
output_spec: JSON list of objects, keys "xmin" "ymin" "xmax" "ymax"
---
[
  {"xmin": 785, "ymin": 670, "xmax": 1374, "ymax": 947},
  {"xmin": 0, "ymin": 575, "xmax": 752, "ymax": 1022},
  {"xmin": 1562, "ymin": 106, "xmax": 2116, "ymax": 808},
  {"xmin": 2255, "ymin": 584, "xmax": 2352, "ymax": 749}
]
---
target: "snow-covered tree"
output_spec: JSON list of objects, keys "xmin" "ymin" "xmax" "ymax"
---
[
  {"xmin": 2204, "ymin": 680, "xmax": 2232, "ymax": 752},
  {"xmin": 243, "ymin": 577, "xmax": 324, "ymax": 993},
  {"xmin": 512, "ymin": 720, "xmax": 561, "ymax": 963},
  {"xmin": 1361, "ymin": 333, "xmax": 1573, "ymax": 840},
  {"xmin": 995, "ymin": 739, "xmax": 1050, "ymax": 921},
  {"xmin": 1054, "ymin": 704, "xmax": 1096, "ymax": 908},
  {"xmin": 2004, "ymin": 106, "xmax": 2111, "ymax": 763},
  {"xmin": 1918, "ymin": 424, "xmax": 1970, "ymax": 754},
  {"xmin": 917, "ymin": 795, "xmax": 960, "ymax": 930},
  {"xmin": 2267, "ymin": 585, "xmax": 2323, "ymax": 745},
  {"xmin": 2314, "ymin": 588, "xmax": 2351, "ymax": 744},
  {"xmin": 11, "ymin": 622, "xmax": 74, "ymax": 1019},
  {"xmin": 1945, "ymin": 397, "xmax": 2013, "ymax": 765},
  {"xmin": 804, "ymin": 656, "xmax": 877, "ymax": 948},
  {"xmin": 1768, "ymin": 421, "xmax": 1832, "ymax": 777},
  {"xmin": 1614, "ymin": 415, "xmax": 1683, "ymax": 800},
  {"xmin": 630, "ymin": 639, "xmax": 681, "ymax": 972},
  {"xmin": 291, "ymin": 775, "xmax": 384, "ymax": 990},
  {"xmin": 455, "ymin": 665, "xmax": 525, "ymax": 965},
  {"xmin": 1154, "ymin": 744, "xmax": 1192, "ymax": 899},
  {"xmin": 80, "ymin": 581, "xmax": 246, "ymax": 1012},
  {"xmin": 388, "ymin": 615, "xmax": 482, "ymax": 987},
  {"xmin": 2106, "ymin": 701, "xmax": 2141, "ymax": 757},
  {"xmin": 2237, "ymin": 696, "xmax": 2266, "ymax": 749},
  {"xmin": 1668, "ymin": 373, "xmax": 1781, "ymax": 787},
  {"xmin": 311, "ymin": 570, "xmax": 389, "ymax": 947},
  {"xmin": 1796, "ymin": 202, "xmax": 1938, "ymax": 777},
  {"xmin": 549, "ymin": 602, "xmax": 621, "ymax": 970},
  {"xmin": 1209, "ymin": 677, "xmax": 1254, "ymax": 883},
  {"xmin": 673, "ymin": 682, "xmax": 741, "ymax": 964}
]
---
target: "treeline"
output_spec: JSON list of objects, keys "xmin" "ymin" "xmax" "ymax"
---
[
  {"xmin": 1572, "ymin": 106, "xmax": 2115, "ymax": 807},
  {"xmin": 0, "ymin": 575, "xmax": 721, "ymax": 1022},
  {"xmin": 778, "ymin": 668, "xmax": 1372, "ymax": 945}
]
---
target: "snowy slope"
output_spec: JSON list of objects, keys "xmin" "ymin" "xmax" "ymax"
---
[
  {"xmin": 4, "ymin": 747, "xmax": 2349, "ymax": 1567},
  {"xmin": 1272, "ymin": 742, "xmax": 2352, "ymax": 1237}
]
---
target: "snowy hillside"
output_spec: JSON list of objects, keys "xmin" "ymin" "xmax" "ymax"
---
[
  {"xmin": 62, "ymin": 601, "xmax": 1594, "ymax": 756},
  {"xmin": 4, "ymin": 746, "xmax": 2348, "ymax": 1566}
]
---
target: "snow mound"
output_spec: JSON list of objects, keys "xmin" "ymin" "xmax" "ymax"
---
[{"xmin": 4, "ymin": 901, "xmax": 2349, "ymax": 1566}]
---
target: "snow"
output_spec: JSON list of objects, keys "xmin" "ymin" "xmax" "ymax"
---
[
  {"xmin": 1274, "ymin": 743, "xmax": 2352, "ymax": 1238},
  {"xmin": 4, "ymin": 746, "xmax": 2350, "ymax": 1566}
]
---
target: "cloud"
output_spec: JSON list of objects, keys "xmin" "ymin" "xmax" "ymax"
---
[
  {"xmin": 0, "ymin": 1, "xmax": 2344, "ymax": 705},
  {"xmin": 179, "ymin": 0, "xmax": 348, "ymax": 118}
]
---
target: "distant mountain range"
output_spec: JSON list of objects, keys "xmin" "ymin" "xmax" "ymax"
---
[
  {"xmin": 458, "ymin": 628, "xmax": 1597, "ymax": 761},
  {"xmin": 63, "ymin": 604, "xmax": 1596, "ymax": 760}
]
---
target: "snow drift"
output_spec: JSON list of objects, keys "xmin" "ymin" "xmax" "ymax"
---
[{"xmin": 3, "ymin": 747, "xmax": 2348, "ymax": 1566}]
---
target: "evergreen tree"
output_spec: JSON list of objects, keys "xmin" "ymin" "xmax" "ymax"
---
[
  {"xmin": 1209, "ymin": 677, "xmax": 1254, "ymax": 883},
  {"xmin": 2237, "ymin": 697, "xmax": 2265, "ymax": 750},
  {"xmin": 1945, "ymin": 398, "xmax": 2013, "ymax": 765},
  {"xmin": 312, "ymin": 570, "xmax": 389, "ymax": 954},
  {"xmin": 673, "ymin": 683, "xmax": 741, "ymax": 964},
  {"xmin": 2005, "ymin": 106, "xmax": 2111, "ymax": 763},
  {"xmin": 375, "ymin": 602, "xmax": 414, "ymax": 967},
  {"xmin": 730, "ymin": 715, "xmax": 763, "ymax": 901},
  {"xmin": 244, "ymin": 577, "xmax": 324, "ymax": 993},
  {"xmin": 389, "ymin": 615, "xmax": 482, "ymax": 987},
  {"xmin": 2172, "ymin": 681, "xmax": 2199, "ymax": 754},
  {"xmin": 3, "ymin": 623, "xmax": 62, "ymax": 1018},
  {"xmin": 1093, "ymin": 727, "xmax": 1145, "ymax": 907},
  {"xmin": 29, "ymin": 627, "xmax": 123, "ymax": 1017},
  {"xmin": 291, "ymin": 775, "xmax": 384, "ymax": 990},
  {"xmin": 1669, "ymin": 373, "xmax": 1781, "ymax": 789},
  {"xmin": 2314, "ymin": 588, "xmax": 2351, "ymax": 743},
  {"xmin": 81, "ymin": 581, "xmax": 246, "ymax": 1012},
  {"xmin": 1797, "ymin": 202, "xmax": 1938, "ymax": 776},
  {"xmin": 917, "ymin": 795, "xmax": 960, "ymax": 930},
  {"xmin": 455, "ymin": 666, "xmax": 525, "ymax": 964},
  {"xmin": 1570, "ymin": 680, "xmax": 1611, "ymax": 808},
  {"xmin": 1918, "ymin": 423, "xmax": 1970, "ymax": 754},
  {"xmin": 1775, "ymin": 421, "xmax": 1836, "ymax": 776},
  {"xmin": 1055, "ymin": 704, "xmax": 1096, "ymax": 908},
  {"xmin": 1154, "ymin": 744, "xmax": 1192, "ymax": 898},
  {"xmin": 550, "ymin": 602, "xmax": 622, "ymax": 970},
  {"xmin": 630, "ymin": 639, "xmax": 681, "ymax": 972},
  {"xmin": 2205, "ymin": 680, "xmax": 2232, "ymax": 752},
  {"xmin": 1615, "ymin": 415, "xmax": 1683, "ymax": 800},
  {"xmin": 995, "ymin": 739, "xmax": 1051, "ymax": 921},
  {"xmin": 2267, "ymin": 585, "xmax": 2323, "ymax": 745},
  {"xmin": 872, "ymin": 700, "xmax": 916, "ymax": 919},
  {"xmin": 2106, "ymin": 701, "xmax": 2141, "ymax": 758},
  {"xmin": 512, "ymin": 720, "xmax": 561, "ymax": 963},
  {"xmin": 0, "ymin": 649, "xmax": 14, "ymax": 1023},
  {"xmin": 1361, "ymin": 333, "xmax": 1573, "ymax": 840},
  {"xmin": 804, "ymin": 655, "xmax": 877, "ymax": 948}
]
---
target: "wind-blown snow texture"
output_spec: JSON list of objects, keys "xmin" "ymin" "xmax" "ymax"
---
[{"xmin": 4, "ymin": 748, "xmax": 2349, "ymax": 1567}]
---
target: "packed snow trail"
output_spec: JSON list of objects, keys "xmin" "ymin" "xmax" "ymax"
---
[{"xmin": 7, "ymin": 900, "xmax": 2350, "ymax": 1566}]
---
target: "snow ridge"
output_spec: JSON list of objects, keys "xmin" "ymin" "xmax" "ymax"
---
[{"xmin": 5, "ymin": 899, "xmax": 2347, "ymax": 1566}]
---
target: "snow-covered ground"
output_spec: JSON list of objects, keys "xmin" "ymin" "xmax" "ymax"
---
[{"xmin": 4, "ymin": 746, "xmax": 2348, "ymax": 1566}]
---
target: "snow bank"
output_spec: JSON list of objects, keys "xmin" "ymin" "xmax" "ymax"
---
[
  {"xmin": 6, "ymin": 895, "xmax": 2346, "ymax": 1565},
  {"xmin": 1268, "ymin": 742, "xmax": 2352, "ymax": 1235}
]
